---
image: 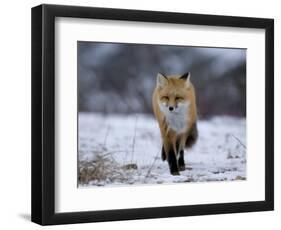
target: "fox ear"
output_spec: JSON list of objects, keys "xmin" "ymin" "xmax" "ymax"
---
[
  {"xmin": 180, "ymin": 72, "xmax": 191, "ymax": 83},
  {"xmin": 157, "ymin": 73, "xmax": 168, "ymax": 88}
]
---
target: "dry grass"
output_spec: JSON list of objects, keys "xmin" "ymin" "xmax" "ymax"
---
[
  {"xmin": 78, "ymin": 151, "xmax": 139, "ymax": 186},
  {"xmin": 78, "ymin": 117, "xmax": 141, "ymax": 186},
  {"xmin": 78, "ymin": 153, "xmax": 125, "ymax": 185}
]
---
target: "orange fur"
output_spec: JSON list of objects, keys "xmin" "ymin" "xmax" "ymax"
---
[{"xmin": 152, "ymin": 73, "xmax": 197, "ymax": 161}]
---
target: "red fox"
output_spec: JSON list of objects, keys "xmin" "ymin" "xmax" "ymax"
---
[{"xmin": 152, "ymin": 72, "xmax": 198, "ymax": 175}]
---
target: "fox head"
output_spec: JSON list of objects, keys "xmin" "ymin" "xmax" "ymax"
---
[{"xmin": 156, "ymin": 72, "xmax": 193, "ymax": 114}]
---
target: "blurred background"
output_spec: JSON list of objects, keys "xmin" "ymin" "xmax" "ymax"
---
[{"xmin": 78, "ymin": 42, "xmax": 246, "ymax": 118}]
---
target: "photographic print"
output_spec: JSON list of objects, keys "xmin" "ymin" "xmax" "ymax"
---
[
  {"xmin": 78, "ymin": 42, "xmax": 246, "ymax": 187},
  {"xmin": 32, "ymin": 4, "xmax": 274, "ymax": 225}
]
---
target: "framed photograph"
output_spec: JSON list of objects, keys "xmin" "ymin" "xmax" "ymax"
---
[{"xmin": 31, "ymin": 4, "xmax": 274, "ymax": 225}]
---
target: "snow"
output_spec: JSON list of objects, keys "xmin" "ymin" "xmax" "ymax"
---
[{"xmin": 78, "ymin": 113, "xmax": 246, "ymax": 187}]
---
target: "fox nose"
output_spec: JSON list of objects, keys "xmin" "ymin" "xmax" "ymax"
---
[{"xmin": 169, "ymin": 106, "xmax": 174, "ymax": 111}]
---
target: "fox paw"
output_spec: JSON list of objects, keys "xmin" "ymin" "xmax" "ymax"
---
[
  {"xmin": 171, "ymin": 170, "xmax": 180, "ymax": 176},
  {"xmin": 179, "ymin": 165, "xmax": 185, "ymax": 171}
]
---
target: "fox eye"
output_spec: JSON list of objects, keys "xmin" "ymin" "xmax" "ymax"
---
[
  {"xmin": 175, "ymin": 97, "xmax": 183, "ymax": 101},
  {"xmin": 161, "ymin": 96, "xmax": 169, "ymax": 100}
]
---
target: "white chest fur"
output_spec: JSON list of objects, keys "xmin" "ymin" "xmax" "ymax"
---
[{"xmin": 159, "ymin": 102, "xmax": 190, "ymax": 134}]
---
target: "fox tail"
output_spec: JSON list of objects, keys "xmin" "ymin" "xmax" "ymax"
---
[{"xmin": 185, "ymin": 123, "xmax": 198, "ymax": 148}]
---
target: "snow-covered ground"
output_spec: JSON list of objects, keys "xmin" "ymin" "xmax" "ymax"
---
[{"xmin": 78, "ymin": 113, "xmax": 246, "ymax": 187}]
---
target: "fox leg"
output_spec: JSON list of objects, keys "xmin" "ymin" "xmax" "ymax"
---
[
  {"xmin": 163, "ymin": 137, "xmax": 179, "ymax": 175},
  {"xmin": 178, "ymin": 150, "xmax": 185, "ymax": 171},
  {"xmin": 168, "ymin": 148, "xmax": 179, "ymax": 175},
  {"xmin": 161, "ymin": 145, "xmax": 166, "ymax": 161},
  {"xmin": 178, "ymin": 135, "xmax": 186, "ymax": 171}
]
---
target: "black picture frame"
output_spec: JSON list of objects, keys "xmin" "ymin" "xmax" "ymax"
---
[{"xmin": 31, "ymin": 4, "xmax": 274, "ymax": 225}]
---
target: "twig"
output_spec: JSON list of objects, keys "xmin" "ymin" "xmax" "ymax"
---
[
  {"xmin": 130, "ymin": 115, "xmax": 138, "ymax": 163},
  {"xmin": 103, "ymin": 125, "xmax": 110, "ymax": 149},
  {"xmin": 144, "ymin": 147, "xmax": 161, "ymax": 179},
  {"xmin": 231, "ymin": 134, "xmax": 246, "ymax": 149},
  {"xmin": 101, "ymin": 150, "xmax": 129, "ymax": 157}
]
